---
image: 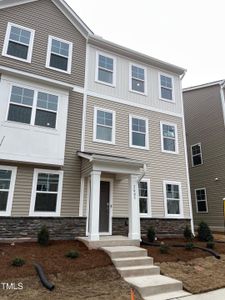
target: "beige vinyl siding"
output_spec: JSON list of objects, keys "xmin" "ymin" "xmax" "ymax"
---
[
  {"xmin": 83, "ymin": 95, "xmax": 190, "ymax": 218},
  {"xmin": 0, "ymin": 0, "xmax": 86, "ymax": 87},
  {"xmin": 87, "ymin": 46, "xmax": 182, "ymax": 115},
  {"xmin": 184, "ymin": 85, "xmax": 225, "ymax": 229}
]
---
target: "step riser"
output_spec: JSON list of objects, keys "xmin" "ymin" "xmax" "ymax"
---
[
  {"xmin": 109, "ymin": 250, "xmax": 147, "ymax": 259},
  {"xmin": 113, "ymin": 258, "xmax": 153, "ymax": 268},
  {"xmin": 119, "ymin": 267, "xmax": 160, "ymax": 277},
  {"xmin": 140, "ymin": 282, "xmax": 183, "ymax": 298}
]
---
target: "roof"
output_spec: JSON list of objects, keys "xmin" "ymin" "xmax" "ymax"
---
[
  {"xmin": 183, "ymin": 80, "xmax": 225, "ymax": 92},
  {"xmin": 0, "ymin": 0, "xmax": 94, "ymax": 38}
]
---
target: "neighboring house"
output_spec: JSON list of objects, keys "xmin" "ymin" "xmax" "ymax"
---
[
  {"xmin": 0, "ymin": 0, "xmax": 193, "ymax": 241},
  {"xmin": 183, "ymin": 80, "xmax": 225, "ymax": 231}
]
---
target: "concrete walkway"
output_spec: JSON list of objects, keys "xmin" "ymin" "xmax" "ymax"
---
[{"xmin": 177, "ymin": 288, "xmax": 225, "ymax": 299}]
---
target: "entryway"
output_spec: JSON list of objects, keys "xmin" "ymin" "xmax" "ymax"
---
[{"xmin": 99, "ymin": 179, "xmax": 112, "ymax": 235}]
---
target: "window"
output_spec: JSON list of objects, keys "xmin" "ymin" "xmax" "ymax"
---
[
  {"xmin": 2, "ymin": 22, "xmax": 35, "ymax": 62},
  {"xmin": 93, "ymin": 108, "xmax": 115, "ymax": 144},
  {"xmin": 159, "ymin": 73, "xmax": 174, "ymax": 101},
  {"xmin": 0, "ymin": 166, "xmax": 17, "ymax": 216},
  {"xmin": 139, "ymin": 179, "xmax": 150, "ymax": 215},
  {"xmin": 164, "ymin": 181, "xmax": 183, "ymax": 217},
  {"xmin": 160, "ymin": 122, "xmax": 178, "ymax": 154},
  {"xmin": 191, "ymin": 143, "xmax": 203, "ymax": 166},
  {"xmin": 7, "ymin": 85, "xmax": 58, "ymax": 129},
  {"xmin": 46, "ymin": 36, "xmax": 73, "ymax": 73},
  {"xmin": 195, "ymin": 188, "xmax": 208, "ymax": 213},
  {"xmin": 96, "ymin": 52, "xmax": 115, "ymax": 86},
  {"xmin": 29, "ymin": 170, "xmax": 63, "ymax": 216},
  {"xmin": 130, "ymin": 64, "xmax": 146, "ymax": 94},
  {"xmin": 129, "ymin": 115, "xmax": 149, "ymax": 149}
]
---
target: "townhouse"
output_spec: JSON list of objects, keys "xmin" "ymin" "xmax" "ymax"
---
[
  {"xmin": 0, "ymin": 0, "xmax": 193, "ymax": 241},
  {"xmin": 183, "ymin": 80, "xmax": 225, "ymax": 231}
]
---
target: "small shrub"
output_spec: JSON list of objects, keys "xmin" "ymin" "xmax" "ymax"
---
[
  {"xmin": 147, "ymin": 226, "xmax": 156, "ymax": 242},
  {"xmin": 12, "ymin": 257, "xmax": 25, "ymax": 267},
  {"xmin": 185, "ymin": 242, "xmax": 194, "ymax": 251},
  {"xmin": 197, "ymin": 221, "xmax": 213, "ymax": 242},
  {"xmin": 159, "ymin": 242, "xmax": 169, "ymax": 254},
  {"xmin": 183, "ymin": 225, "xmax": 193, "ymax": 241},
  {"xmin": 206, "ymin": 241, "xmax": 215, "ymax": 249},
  {"xmin": 38, "ymin": 225, "xmax": 49, "ymax": 246},
  {"xmin": 65, "ymin": 250, "xmax": 79, "ymax": 259}
]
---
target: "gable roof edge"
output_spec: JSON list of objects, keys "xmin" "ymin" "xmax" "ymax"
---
[{"xmin": 0, "ymin": 0, "xmax": 38, "ymax": 9}]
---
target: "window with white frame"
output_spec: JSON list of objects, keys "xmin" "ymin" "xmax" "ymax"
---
[
  {"xmin": 191, "ymin": 143, "xmax": 203, "ymax": 166},
  {"xmin": 161, "ymin": 122, "xmax": 178, "ymax": 153},
  {"xmin": 94, "ymin": 108, "xmax": 115, "ymax": 143},
  {"xmin": 7, "ymin": 85, "xmax": 58, "ymax": 129},
  {"xmin": 195, "ymin": 188, "xmax": 208, "ymax": 213},
  {"xmin": 96, "ymin": 53, "xmax": 115, "ymax": 85},
  {"xmin": 138, "ymin": 180, "xmax": 150, "ymax": 215},
  {"xmin": 46, "ymin": 36, "xmax": 73, "ymax": 73},
  {"xmin": 130, "ymin": 115, "xmax": 148, "ymax": 149},
  {"xmin": 2, "ymin": 22, "xmax": 35, "ymax": 62},
  {"xmin": 159, "ymin": 74, "xmax": 174, "ymax": 101},
  {"xmin": 0, "ymin": 166, "xmax": 17, "ymax": 216},
  {"xmin": 30, "ymin": 170, "xmax": 63, "ymax": 216},
  {"xmin": 164, "ymin": 181, "xmax": 182, "ymax": 217},
  {"xmin": 130, "ymin": 64, "xmax": 146, "ymax": 94}
]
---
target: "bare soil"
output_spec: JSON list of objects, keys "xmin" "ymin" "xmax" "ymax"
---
[{"xmin": 0, "ymin": 240, "xmax": 142, "ymax": 299}]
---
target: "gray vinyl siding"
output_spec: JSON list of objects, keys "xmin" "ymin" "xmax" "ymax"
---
[
  {"xmin": 83, "ymin": 95, "xmax": 190, "ymax": 218},
  {"xmin": 87, "ymin": 45, "xmax": 183, "ymax": 115},
  {"xmin": 184, "ymin": 85, "xmax": 225, "ymax": 229},
  {"xmin": 0, "ymin": 0, "xmax": 86, "ymax": 87}
]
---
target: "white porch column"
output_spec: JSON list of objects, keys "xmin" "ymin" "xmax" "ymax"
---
[
  {"xmin": 128, "ymin": 174, "xmax": 141, "ymax": 240},
  {"xmin": 88, "ymin": 170, "xmax": 101, "ymax": 241}
]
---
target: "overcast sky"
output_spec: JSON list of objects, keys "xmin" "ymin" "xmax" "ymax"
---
[{"xmin": 66, "ymin": 0, "xmax": 225, "ymax": 88}]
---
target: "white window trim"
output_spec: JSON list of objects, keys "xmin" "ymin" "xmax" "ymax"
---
[
  {"xmin": 95, "ymin": 51, "xmax": 116, "ymax": 87},
  {"xmin": 158, "ymin": 72, "xmax": 175, "ymax": 103},
  {"xmin": 129, "ymin": 62, "xmax": 147, "ymax": 96},
  {"xmin": 93, "ymin": 107, "xmax": 116, "ymax": 144},
  {"xmin": 195, "ymin": 188, "xmax": 208, "ymax": 214},
  {"xmin": 29, "ymin": 169, "xmax": 63, "ymax": 217},
  {"xmin": 5, "ymin": 83, "xmax": 59, "ymax": 130},
  {"xmin": 191, "ymin": 143, "xmax": 203, "ymax": 167},
  {"xmin": 163, "ymin": 180, "xmax": 184, "ymax": 218},
  {"xmin": 160, "ymin": 121, "xmax": 179, "ymax": 154},
  {"xmin": 2, "ymin": 22, "xmax": 35, "ymax": 63},
  {"xmin": 46, "ymin": 35, "xmax": 73, "ymax": 74},
  {"xmin": 129, "ymin": 114, "xmax": 149, "ymax": 150},
  {"xmin": 139, "ymin": 178, "xmax": 151, "ymax": 217},
  {"xmin": 0, "ymin": 166, "xmax": 17, "ymax": 216}
]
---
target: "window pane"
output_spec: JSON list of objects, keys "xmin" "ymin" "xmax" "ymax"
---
[
  {"xmin": 132, "ymin": 79, "xmax": 144, "ymax": 93},
  {"xmin": 96, "ymin": 125, "xmax": 112, "ymax": 141},
  {"xmin": 99, "ymin": 55, "xmax": 113, "ymax": 71},
  {"xmin": 37, "ymin": 173, "xmax": 59, "ymax": 192},
  {"xmin": 167, "ymin": 200, "xmax": 180, "ymax": 214},
  {"xmin": 34, "ymin": 193, "xmax": 57, "ymax": 212},
  {"xmin": 139, "ymin": 197, "xmax": 148, "ymax": 214},
  {"xmin": 132, "ymin": 132, "xmax": 145, "ymax": 147},
  {"xmin": 166, "ymin": 184, "xmax": 179, "ymax": 199},
  {"xmin": 11, "ymin": 86, "xmax": 34, "ymax": 106},
  {"xmin": 7, "ymin": 41, "xmax": 28, "ymax": 59},
  {"xmin": 37, "ymin": 92, "xmax": 58, "ymax": 111},
  {"xmin": 161, "ymin": 87, "xmax": 172, "ymax": 100},
  {"xmin": 161, "ymin": 75, "xmax": 172, "ymax": 88},
  {"xmin": 164, "ymin": 138, "xmax": 175, "ymax": 152},
  {"xmin": 50, "ymin": 53, "xmax": 68, "ymax": 71},
  {"xmin": 0, "ymin": 191, "xmax": 8, "ymax": 211},
  {"xmin": 97, "ymin": 110, "xmax": 112, "ymax": 126},
  {"xmin": 192, "ymin": 145, "xmax": 201, "ymax": 155},
  {"xmin": 0, "ymin": 170, "xmax": 11, "ymax": 190},
  {"xmin": 197, "ymin": 201, "xmax": 207, "ymax": 212},
  {"xmin": 98, "ymin": 69, "xmax": 113, "ymax": 84},
  {"xmin": 163, "ymin": 124, "xmax": 175, "ymax": 138},
  {"xmin": 51, "ymin": 39, "xmax": 69, "ymax": 57},
  {"xmin": 132, "ymin": 66, "xmax": 144, "ymax": 80},
  {"xmin": 10, "ymin": 26, "xmax": 30, "ymax": 45},
  {"xmin": 8, "ymin": 104, "xmax": 32, "ymax": 124},
  {"xmin": 35, "ymin": 109, "xmax": 56, "ymax": 128},
  {"xmin": 132, "ymin": 118, "xmax": 146, "ymax": 133},
  {"xmin": 139, "ymin": 182, "xmax": 147, "ymax": 197},
  {"xmin": 196, "ymin": 189, "xmax": 206, "ymax": 201},
  {"xmin": 193, "ymin": 154, "xmax": 202, "ymax": 166}
]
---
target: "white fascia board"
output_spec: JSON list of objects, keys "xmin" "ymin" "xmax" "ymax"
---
[
  {"xmin": 0, "ymin": 0, "xmax": 38, "ymax": 9},
  {"xmin": 183, "ymin": 80, "xmax": 225, "ymax": 92}
]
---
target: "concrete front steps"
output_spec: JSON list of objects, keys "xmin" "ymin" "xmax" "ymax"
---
[{"xmin": 101, "ymin": 245, "xmax": 190, "ymax": 300}]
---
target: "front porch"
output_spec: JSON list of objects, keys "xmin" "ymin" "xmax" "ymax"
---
[{"xmin": 78, "ymin": 151, "xmax": 146, "ymax": 242}]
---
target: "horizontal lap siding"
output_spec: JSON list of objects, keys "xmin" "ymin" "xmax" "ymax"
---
[
  {"xmin": 0, "ymin": 0, "xmax": 86, "ymax": 87},
  {"xmin": 184, "ymin": 85, "xmax": 225, "ymax": 228},
  {"xmin": 84, "ymin": 95, "xmax": 190, "ymax": 218}
]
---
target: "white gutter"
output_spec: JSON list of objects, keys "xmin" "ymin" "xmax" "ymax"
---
[
  {"xmin": 137, "ymin": 164, "xmax": 147, "ymax": 183},
  {"xmin": 219, "ymin": 81, "xmax": 225, "ymax": 127}
]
